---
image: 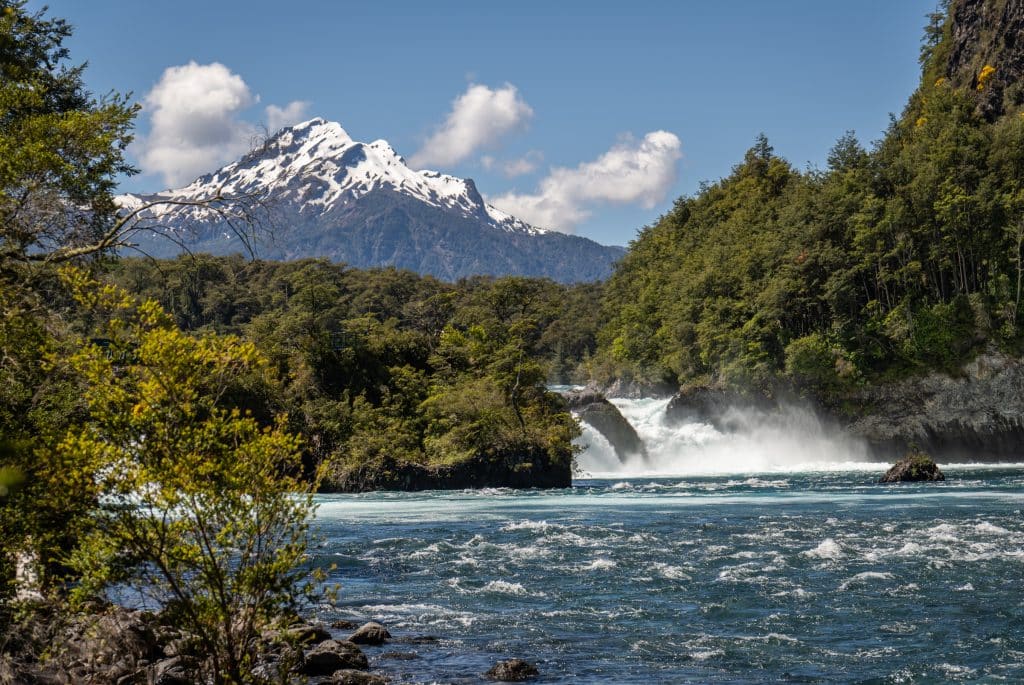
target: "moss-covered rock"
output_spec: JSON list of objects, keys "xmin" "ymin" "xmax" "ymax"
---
[{"xmin": 879, "ymin": 452, "xmax": 946, "ymax": 483}]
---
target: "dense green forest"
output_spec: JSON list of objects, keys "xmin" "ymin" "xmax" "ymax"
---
[
  {"xmin": 597, "ymin": 6, "xmax": 1024, "ymax": 402},
  {"xmin": 101, "ymin": 257, "xmax": 601, "ymax": 485}
]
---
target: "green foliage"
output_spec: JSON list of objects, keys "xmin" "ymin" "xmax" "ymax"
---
[
  {"xmin": 0, "ymin": 0, "xmax": 136, "ymax": 265},
  {"xmin": 0, "ymin": 0, "xmax": 137, "ymax": 603},
  {"xmin": 56, "ymin": 267, "xmax": 317, "ymax": 684},
  {"xmin": 598, "ymin": 16, "xmax": 1024, "ymax": 398},
  {"xmin": 785, "ymin": 333, "xmax": 843, "ymax": 393},
  {"xmin": 905, "ymin": 451, "xmax": 940, "ymax": 478},
  {"xmin": 99, "ymin": 258, "xmax": 585, "ymax": 487}
]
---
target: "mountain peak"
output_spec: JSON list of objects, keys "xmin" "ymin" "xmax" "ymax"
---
[
  {"xmin": 285, "ymin": 117, "xmax": 351, "ymax": 144},
  {"xmin": 113, "ymin": 117, "xmax": 630, "ymax": 283},
  {"xmin": 121, "ymin": 117, "xmax": 552, "ymax": 238}
]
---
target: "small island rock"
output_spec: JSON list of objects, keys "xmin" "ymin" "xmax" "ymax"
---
[
  {"xmin": 485, "ymin": 658, "xmax": 540, "ymax": 681},
  {"xmin": 879, "ymin": 453, "xmax": 946, "ymax": 483}
]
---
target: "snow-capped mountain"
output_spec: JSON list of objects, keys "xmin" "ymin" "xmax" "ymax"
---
[{"xmin": 118, "ymin": 118, "xmax": 624, "ymax": 282}]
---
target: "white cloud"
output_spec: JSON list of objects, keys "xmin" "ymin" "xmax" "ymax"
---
[
  {"xmin": 410, "ymin": 83, "xmax": 533, "ymax": 169},
  {"xmin": 266, "ymin": 100, "xmax": 311, "ymax": 133},
  {"xmin": 481, "ymin": 150, "xmax": 543, "ymax": 178},
  {"xmin": 488, "ymin": 131, "xmax": 682, "ymax": 233},
  {"xmin": 136, "ymin": 61, "xmax": 310, "ymax": 187}
]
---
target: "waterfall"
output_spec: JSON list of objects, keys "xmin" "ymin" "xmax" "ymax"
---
[{"xmin": 574, "ymin": 397, "xmax": 877, "ymax": 477}]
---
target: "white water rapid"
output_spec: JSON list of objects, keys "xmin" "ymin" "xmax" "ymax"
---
[{"xmin": 574, "ymin": 397, "xmax": 879, "ymax": 478}]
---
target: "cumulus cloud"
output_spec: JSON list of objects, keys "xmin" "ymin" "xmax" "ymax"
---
[
  {"xmin": 266, "ymin": 100, "xmax": 311, "ymax": 133},
  {"xmin": 488, "ymin": 131, "xmax": 682, "ymax": 232},
  {"xmin": 481, "ymin": 150, "xmax": 544, "ymax": 178},
  {"xmin": 410, "ymin": 83, "xmax": 533, "ymax": 169},
  {"xmin": 136, "ymin": 61, "xmax": 310, "ymax": 187}
]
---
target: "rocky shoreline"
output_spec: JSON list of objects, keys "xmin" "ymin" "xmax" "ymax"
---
[
  {"xmin": 316, "ymin": 347, "xmax": 1024, "ymax": 494},
  {"xmin": 842, "ymin": 349, "xmax": 1024, "ymax": 461},
  {"xmin": 0, "ymin": 605, "xmax": 539, "ymax": 684}
]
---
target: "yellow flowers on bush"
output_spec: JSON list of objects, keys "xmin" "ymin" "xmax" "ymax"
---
[{"xmin": 977, "ymin": 64, "xmax": 996, "ymax": 91}]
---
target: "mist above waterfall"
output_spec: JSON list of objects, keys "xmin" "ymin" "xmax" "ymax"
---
[{"xmin": 574, "ymin": 397, "xmax": 876, "ymax": 477}]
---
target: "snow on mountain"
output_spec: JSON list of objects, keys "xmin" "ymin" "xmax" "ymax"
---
[
  {"xmin": 121, "ymin": 118, "xmax": 545, "ymax": 236},
  {"xmin": 117, "ymin": 118, "xmax": 624, "ymax": 283}
]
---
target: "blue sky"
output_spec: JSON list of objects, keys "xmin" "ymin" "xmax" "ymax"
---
[{"xmin": 39, "ymin": 0, "xmax": 934, "ymax": 246}]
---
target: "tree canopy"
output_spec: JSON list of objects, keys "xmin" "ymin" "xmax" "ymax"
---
[{"xmin": 597, "ymin": 18, "xmax": 1024, "ymax": 400}]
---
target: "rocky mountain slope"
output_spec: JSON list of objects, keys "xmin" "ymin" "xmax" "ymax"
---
[
  {"xmin": 118, "ymin": 118, "xmax": 623, "ymax": 283},
  {"xmin": 945, "ymin": 0, "xmax": 1024, "ymax": 119}
]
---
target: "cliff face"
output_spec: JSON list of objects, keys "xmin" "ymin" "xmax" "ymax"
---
[
  {"xmin": 843, "ymin": 349, "xmax": 1024, "ymax": 461},
  {"xmin": 658, "ymin": 348, "xmax": 1024, "ymax": 462},
  {"xmin": 946, "ymin": 0, "xmax": 1024, "ymax": 119}
]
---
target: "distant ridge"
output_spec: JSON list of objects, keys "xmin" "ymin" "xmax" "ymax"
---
[{"xmin": 118, "ymin": 118, "xmax": 624, "ymax": 283}]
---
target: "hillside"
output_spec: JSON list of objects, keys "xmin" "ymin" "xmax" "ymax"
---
[{"xmin": 596, "ymin": 0, "xmax": 1024, "ymax": 402}]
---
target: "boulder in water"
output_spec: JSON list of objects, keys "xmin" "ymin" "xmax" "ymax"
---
[
  {"xmin": 485, "ymin": 658, "xmax": 540, "ymax": 681},
  {"xmin": 328, "ymin": 670, "xmax": 389, "ymax": 684},
  {"xmin": 348, "ymin": 621, "xmax": 391, "ymax": 645},
  {"xmin": 879, "ymin": 452, "xmax": 945, "ymax": 483}
]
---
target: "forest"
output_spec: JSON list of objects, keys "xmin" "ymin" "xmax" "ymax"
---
[{"xmin": 597, "ymin": 8, "xmax": 1024, "ymax": 403}]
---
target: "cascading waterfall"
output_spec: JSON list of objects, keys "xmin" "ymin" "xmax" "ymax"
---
[{"xmin": 574, "ymin": 397, "xmax": 878, "ymax": 477}]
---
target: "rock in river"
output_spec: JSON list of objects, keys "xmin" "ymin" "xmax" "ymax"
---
[
  {"xmin": 485, "ymin": 658, "xmax": 540, "ymax": 681},
  {"xmin": 348, "ymin": 621, "xmax": 391, "ymax": 645},
  {"xmin": 879, "ymin": 453, "xmax": 946, "ymax": 483}
]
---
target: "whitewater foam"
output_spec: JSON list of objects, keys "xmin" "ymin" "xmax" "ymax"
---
[
  {"xmin": 838, "ymin": 571, "xmax": 895, "ymax": 591},
  {"xmin": 576, "ymin": 397, "xmax": 877, "ymax": 477},
  {"xmin": 802, "ymin": 538, "xmax": 844, "ymax": 560}
]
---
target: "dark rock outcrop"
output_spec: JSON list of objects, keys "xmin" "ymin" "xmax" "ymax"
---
[
  {"xmin": 3, "ymin": 606, "xmax": 389, "ymax": 684},
  {"xmin": 486, "ymin": 658, "xmax": 540, "ymax": 681},
  {"xmin": 651, "ymin": 349, "xmax": 1024, "ymax": 463},
  {"xmin": 665, "ymin": 385, "xmax": 776, "ymax": 432},
  {"xmin": 844, "ymin": 349, "xmax": 1024, "ymax": 461},
  {"xmin": 329, "ymin": 670, "xmax": 389, "ymax": 684},
  {"xmin": 283, "ymin": 622, "xmax": 333, "ymax": 646},
  {"xmin": 322, "ymin": 447, "xmax": 571, "ymax": 493},
  {"xmin": 946, "ymin": 0, "xmax": 1024, "ymax": 120},
  {"xmin": 879, "ymin": 453, "xmax": 946, "ymax": 483},
  {"xmin": 348, "ymin": 621, "xmax": 391, "ymax": 646},
  {"xmin": 566, "ymin": 390, "xmax": 646, "ymax": 463},
  {"xmin": 54, "ymin": 607, "xmax": 165, "ymax": 684}
]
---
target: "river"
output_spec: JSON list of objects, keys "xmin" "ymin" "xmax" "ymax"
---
[{"xmin": 312, "ymin": 399, "xmax": 1024, "ymax": 682}]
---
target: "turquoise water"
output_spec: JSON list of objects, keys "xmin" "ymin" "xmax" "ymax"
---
[{"xmin": 314, "ymin": 468, "xmax": 1024, "ymax": 683}]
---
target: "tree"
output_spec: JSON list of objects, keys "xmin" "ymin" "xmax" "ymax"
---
[
  {"xmin": 55, "ymin": 267, "xmax": 318, "ymax": 684},
  {"xmin": 0, "ymin": 2, "xmax": 277, "ymax": 609},
  {"xmin": 0, "ymin": 0, "xmax": 137, "ymax": 265}
]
